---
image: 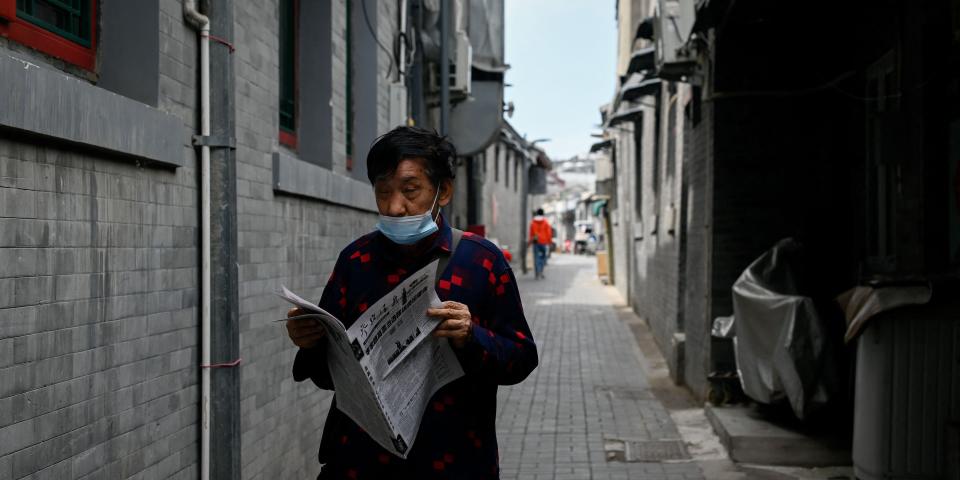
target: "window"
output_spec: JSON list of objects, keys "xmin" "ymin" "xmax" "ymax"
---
[
  {"xmin": 279, "ymin": 0, "xmax": 298, "ymax": 148},
  {"xmin": 344, "ymin": 0, "xmax": 377, "ymax": 179},
  {"xmin": 652, "ymin": 94, "xmax": 662, "ymax": 210},
  {"xmin": 0, "ymin": 0, "xmax": 97, "ymax": 70},
  {"xmin": 495, "ymin": 146, "xmax": 500, "ymax": 182},
  {"xmin": 514, "ymin": 156, "xmax": 519, "ymax": 192},
  {"xmin": 505, "ymin": 151, "xmax": 510, "ymax": 188},
  {"xmin": 633, "ymin": 117, "xmax": 644, "ymax": 219},
  {"xmin": 665, "ymin": 85, "xmax": 678, "ymax": 181}
]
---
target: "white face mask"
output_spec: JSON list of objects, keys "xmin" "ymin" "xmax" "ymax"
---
[{"xmin": 376, "ymin": 188, "xmax": 441, "ymax": 245}]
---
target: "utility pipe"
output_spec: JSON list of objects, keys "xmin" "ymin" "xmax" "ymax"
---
[
  {"xmin": 183, "ymin": 2, "xmax": 211, "ymax": 480},
  {"xmin": 439, "ymin": 0, "xmax": 450, "ymax": 135},
  {"xmin": 398, "ymin": 0, "xmax": 408, "ymax": 78}
]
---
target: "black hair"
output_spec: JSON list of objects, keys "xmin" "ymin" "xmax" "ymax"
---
[
  {"xmin": 536, "ymin": 208, "xmax": 545, "ymax": 216},
  {"xmin": 366, "ymin": 126, "xmax": 457, "ymax": 188}
]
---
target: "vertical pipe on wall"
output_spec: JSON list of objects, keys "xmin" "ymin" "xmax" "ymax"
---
[
  {"xmin": 410, "ymin": 0, "xmax": 425, "ymax": 125},
  {"xmin": 399, "ymin": 0, "xmax": 408, "ymax": 78},
  {"xmin": 182, "ymin": 2, "xmax": 211, "ymax": 480},
  {"xmin": 207, "ymin": 0, "xmax": 240, "ymax": 477},
  {"xmin": 439, "ymin": 0, "xmax": 450, "ymax": 135},
  {"xmin": 199, "ymin": 31, "xmax": 211, "ymax": 480}
]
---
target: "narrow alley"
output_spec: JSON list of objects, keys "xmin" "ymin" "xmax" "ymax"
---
[
  {"xmin": 1, "ymin": 0, "xmax": 957, "ymax": 478},
  {"xmin": 498, "ymin": 255, "xmax": 703, "ymax": 480}
]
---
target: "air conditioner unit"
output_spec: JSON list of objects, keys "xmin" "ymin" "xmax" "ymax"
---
[
  {"xmin": 656, "ymin": 0, "xmax": 697, "ymax": 80},
  {"xmin": 430, "ymin": 30, "xmax": 472, "ymax": 96},
  {"xmin": 453, "ymin": 31, "xmax": 472, "ymax": 95},
  {"xmin": 388, "ymin": 82, "xmax": 408, "ymax": 128}
]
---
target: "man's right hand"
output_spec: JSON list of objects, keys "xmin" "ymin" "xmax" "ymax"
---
[{"xmin": 285, "ymin": 308, "xmax": 327, "ymax": 348}]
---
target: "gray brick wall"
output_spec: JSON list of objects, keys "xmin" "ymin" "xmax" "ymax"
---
[
  {"xmin": 682, "ymin": 89, "xmax": 713, "ymax": 400},
  {"xmin": 476, "ymin": 143, "xmax": 496, "ymax": 234},
  {"xmin": 377, "ymin": 0, "xmax": 401, "ymax": 134},
  {"xmin": 604, "ymin": 97, "xmax": 672, "ymax": 375},
  {"xmin": 331, "ymin": 0, "xmax": 349, "ymax": 177},
  {"xmin": 629, "ymin": 85, "xmax": 687, "ymax": 384},
  {"xmin": 2, "ymin": 0, "xmax": 403, "ymax": 477},
  {"xmin": 232, "ymin": 1, "xmax": 385, "ymax": 479},
  {"xmin": 610, "ymin": 125, "xmax": 636, "ymax": 302},
  {"xmin": 479, "ymin": 145, "xmax": 526, "ymax": 259},
  {"xmin": 0, "ymin": 1, "xmax": 201, "ymax": 475},
  {"xmin": 158, "ymin": 0, "xmax": 197, "ymax": 132},
  {"xmin": 449, "ymin": 156, "xmax": 470, "ymax": 230},
  {"xmin": 603, "ymin": 81, "xmax": 709, "ymax": 399}
]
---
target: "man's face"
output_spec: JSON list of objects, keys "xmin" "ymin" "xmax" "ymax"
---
[{"xmin": 374, "ymin": 158, "xmax": 452, "ymax": 217}]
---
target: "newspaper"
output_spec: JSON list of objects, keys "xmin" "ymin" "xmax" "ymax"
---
[{"xmin": 277, "ymin": 259, "xmax": 464, "ymax": 458}]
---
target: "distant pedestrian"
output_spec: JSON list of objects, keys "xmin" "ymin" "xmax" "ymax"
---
[
  {"xmin": 528, "ymin": 209, "xmax": 553, "ymax": 279},
  {"xmin": 285, "ymin": 126, "xmax": 538, "ymax": 479}
]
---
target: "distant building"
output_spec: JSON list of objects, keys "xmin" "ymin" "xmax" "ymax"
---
[{"xmin": 538, "ymin": 155, "xmax": 598, "ymax": 253}]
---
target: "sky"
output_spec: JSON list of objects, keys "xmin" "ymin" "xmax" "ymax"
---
[{"xmin": 504, "ymin": 0, "xmax": 618, "ymax": 161}]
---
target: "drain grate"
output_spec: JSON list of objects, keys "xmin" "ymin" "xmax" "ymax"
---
[
  {"xmin": 604, "ymin": 438, "xmax": 690, "ymax": 462},
  {"xmin": 596, "ymin": 386, "xmax": 655, "ymax": 401}
]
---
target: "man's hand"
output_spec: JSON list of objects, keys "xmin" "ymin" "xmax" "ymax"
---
[
  {"xmin": 428, "ymin": 301, "xmax": 473, "ymax": 349},
  {"xmin": 285, "ymin": 307, "xmax": 327, "ymax": 348}
]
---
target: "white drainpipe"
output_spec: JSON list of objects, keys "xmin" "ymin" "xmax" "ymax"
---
[{"xmin": 182, "ymin": 2, "xmax": 211, "ymax": 480}]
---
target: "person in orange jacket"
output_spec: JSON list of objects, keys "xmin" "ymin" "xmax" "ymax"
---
[{"xmin": 528, "ymin": 208, "xmax": 553, "ymax": 279}]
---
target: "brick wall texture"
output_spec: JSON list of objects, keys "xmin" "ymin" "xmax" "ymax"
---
[
  {"xmin": 629, "ymin": 85, "xmax": 687, "ymax": 383},
  {"xmin": 681, "ymin": 90, "xmax": 713, "ymax": 399},
  {"xmin": 605, "ymin": 75, "xmax": 718, "ymax": 397},
  {"xmin": 481, "ymin": 144, "xmax": 526, "ymax": 259},
  {"xmin": 0, "ymin": 0, "xmax": 399, "ymax": 478},
  {"xmin": 610, "ymin": 122, "xmax": 636, "ymax": 303},
  {"xmin": 0, "ymin": 0, "xmax": 200, "ymax": 477},
  {"xmin": 235, "ymin": 0, "xmax": 389, "ymax": 478},
  {"xmin": 605, "ymin": 1, "xmax": 942, "ymax": 404}
]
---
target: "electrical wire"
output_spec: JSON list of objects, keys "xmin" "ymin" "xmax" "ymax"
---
[
  {"xmin": 701, "ymin": 60, "xmax": 937, "ymax": 104},
  {"xmin": 360, "ymin": 0, "xmax": 397, "ymax": 80},
  {"xmin": 705, "ymin": 71, "xmax": 855, "ymax": 102},
  {"xmin": 400, "ymin": 25, "xmax": 417, "ymax": 73},
  {"xmin": 827, "ymin": 75, "xmax": 936, "ymax": 103}
]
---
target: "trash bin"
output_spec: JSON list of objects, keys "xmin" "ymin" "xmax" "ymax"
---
[
  {"xmin": 851, "ymin": 286, "xmax": 960, "ymax": 480},
  {"xmin": 596, "ymin": 250, "xmax": 609, "ymax": 279}
]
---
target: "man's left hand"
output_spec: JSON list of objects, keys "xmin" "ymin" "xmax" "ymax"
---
[{"xmin": 428, "ymin": 301, "xmax": 472, "ymax": 349}]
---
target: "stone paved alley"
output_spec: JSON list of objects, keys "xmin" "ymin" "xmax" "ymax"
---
[{"xmin": 496, "ymin": 254, "xmax": 705, "ymax": 480}]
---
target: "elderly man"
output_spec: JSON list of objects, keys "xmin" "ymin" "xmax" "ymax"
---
[{"xmin": 286, "ymin": 126, "xmax": 538, "ymax": 479}]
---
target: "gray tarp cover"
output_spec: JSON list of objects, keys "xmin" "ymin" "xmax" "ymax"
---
[
  {"xmin": 731, "ymin": 239, "xmax": 837, "ymax": 420},
  {"xmin": 465, "ymin": 0, "xmax": 505, "ymax": 72},
  {"xmin": 419, "ymin": 0, "xmax": 504, "ymax": 72}
]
